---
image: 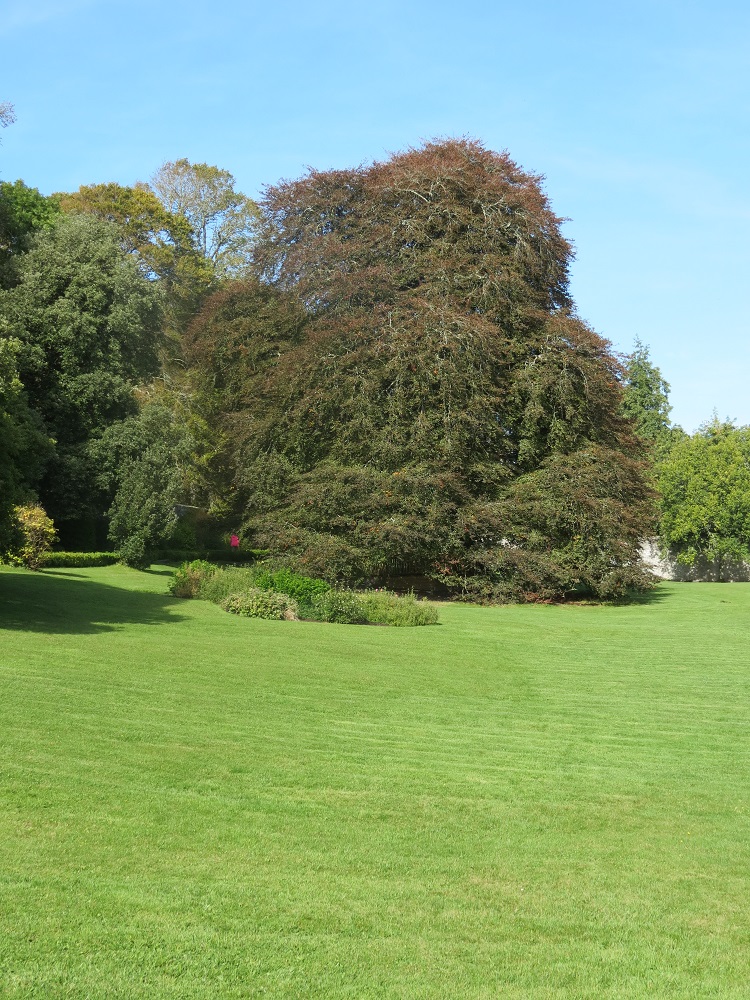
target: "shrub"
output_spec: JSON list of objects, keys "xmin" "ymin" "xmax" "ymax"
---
[
  {"xmin": 359, "ymin": 590, "xmax": 439, "ymax": 626},
  {"xmin": 169, "ymin": 559, "xmax": 219, "ymax": 598},
  {"xmin": 39, "ymin": 551, "xmax": 119, "ymax": 568},
  {"xmin": 119, "ymin": 535, "xmax": 150, "ymax": 570},
  {"xmin": 310, "ymin": 589, "xmax": 369, "ymax": 625},
  {"xmin": 253, "ymin": 567, "xmax": 330, "ymax": 603},
  {"xmin": 9, "ymin": 505, "xmax": 57, "ymax": 570},
  {"xmin": 220, "ymin": 589, "xmax": 299, "ymax": 621},
  {"xmin": 197, "ymin": 567, "xmax": 261, "ymax": 603}
]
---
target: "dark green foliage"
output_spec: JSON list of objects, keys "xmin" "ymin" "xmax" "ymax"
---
[
  {"xmin": 187, "ymin": 140, "xmax": 653, "ymax": 600},
  {"xmin": 449, "ymin": 447, "xmax": 656, "ymax": 601},
  {"xmin": 220, "ymin": 589, "xmax": 298, "ymax": 620},
  {"xmin": 57, "ymin": 182, "xmax": 215, "ymax": 334},
  {"xmin": 156, "ymin": 547, "xmax": 267, "ymax": 564},
  {"xmin": 310, "ymin": 589, "xmax": 369, "ymax": 625},
  {"xmin": 0, "ymin": 214, "xmax": 162, "ymax": 523},
  {"xmin": 622, "ymin": 339, "xmax": 674, "ymax": 456},
  {"xmin": 38, "ymin": 551, "xmax": 119, "ymax": 568},
  {"xmin": 0, "ymin": 180, "xmax": 60, "ymax": 288},
  {"xmin": 0, "ymin": 337, "xmax": 53, "ymax": 553},
  {"xmin": 92, "ymin": 404, "xmax": 196, "ymax": 567}
]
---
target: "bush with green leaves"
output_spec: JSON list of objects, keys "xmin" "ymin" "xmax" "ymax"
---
[
  {"xmin": 359, "ymin": 590, "xmax": 438, "ymax": 627},
  {"xmin": 196, "ymin": 567, "xmax": 260, "ymax": 604},
  {"xmin": 8, "ymin": 505, "xmax": 57, "ymax": 570},
  {"xmin": 168, "ymin": 561, "xmax": 439, "ymax": 626},
  {"xmin": 168, "ymin": 559, "xmax": 219, "ymax": 598},
  {"xmin": 253, "ymin": 567, "xmax": 330, "ymax": 603},
  {"xmin": 220, "ymin": 589, "xmax": 298, "ymax": 620},
  {"xmin": 310, "ymin": 589, "xmax": 369, "ymax": 625}
]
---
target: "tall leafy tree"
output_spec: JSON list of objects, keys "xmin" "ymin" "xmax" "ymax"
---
[
  {"xmin": 622, "ymin": 339, "xmax": 674, "ymax": 454},
  {"xmin": 0, "ymin": 337, "xmax": 53, "ymax": 553},
  {"xmin": 181, "ymin": 278, "xmax": 307, "ymax": 517},
  {"xmin": 91, "ymin": 402, "xmax": 196, "ymax": 566},
  {"xmin": 57, "ymin": 182, "xmax": 214, "ymax": 330},
  {"xmin": 658, "ymin": 418, "xmax": 750, "ymax": 572},
  {"xmin": 151, "ymin": 159, "xmax": 258, "ymax": 278},
  {"xmin": 190, "ymin": 139, "xmax": 654, "ymax": 599},
  {"xmin": 0, "ymin": 213, "xmax": 162, "ymax": 530},
  {"xmin": 0, "ymin": 180, "xmax": 60, "ymax": 287}
]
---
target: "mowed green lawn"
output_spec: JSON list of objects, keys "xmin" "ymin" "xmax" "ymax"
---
[{"xmin": 1, "ymin": 566, "xmax": 749, "ymax": 998}]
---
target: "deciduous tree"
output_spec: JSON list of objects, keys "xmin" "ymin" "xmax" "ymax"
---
[
  {"xmin": 0, "ymin": 337, "xmax": 53, "ymax": 553},
  {"xmin": 58, "ymin": 182, "xmax": 214, "ymax": 331},
  {"xmin": 0, "ymin": 180, "xmax": 60, "ymax": 287},
  {"xmin": 151, "ymin": 159, "xmax": 258, "ymax": 278},
  {"xmin": 622, "ymin": 338, "xmax": 674, "ymax": 455},
  {"xmin": 0, "ymin": 214, "xmax": 162, "ymax": 528},
  {"xmin": 658, "ymin": 418, "xmax": 750, "ymax": 571},
  {"xmin": 92, "ymin": 403, "xmax": 195, "ymax": 567},
  {"xmin": 192, "ymin": 139, "xmax": 654, "ymax": 599}
]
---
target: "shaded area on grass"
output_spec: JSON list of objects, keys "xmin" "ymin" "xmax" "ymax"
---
[{"xmin": 0, "ymin": 569, "xmax": 186, "ymax": 635}]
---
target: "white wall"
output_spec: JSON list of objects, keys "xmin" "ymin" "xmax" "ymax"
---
[{"xmin": 640, "ymin": 539, "xmax": 750, "ymax": 582}]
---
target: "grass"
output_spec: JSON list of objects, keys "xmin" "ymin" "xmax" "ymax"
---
[{"xmin": 1, "ymin": 565, "xmax": 749, "ymax": 998}]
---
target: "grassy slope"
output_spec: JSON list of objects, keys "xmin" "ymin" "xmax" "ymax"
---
[{"xmin": 1, "ymin": 565, "xmax": 749, "ymax": 998}]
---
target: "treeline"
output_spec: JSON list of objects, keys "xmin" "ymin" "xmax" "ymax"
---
[{"xmin": 0, "ymin": 138, "xmax": 742, "ymax": 598}]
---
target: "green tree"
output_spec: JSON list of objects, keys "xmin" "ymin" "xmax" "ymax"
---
[
  {"xmin": 0, "ymin": 181, "xmax": 60, "ymax": 287},
  {"xmin": 658, "ymin": 418, "xmax": 750, "ymax": 572},
  {"xmin": 0, "ymin": 213, "xmax": 162, "ymax": 531},
  {"xmin": 150, "ymin": 159, "xmax": 258, "ymax": 278},
  {"xmin": 57, "ymin": 182, "xmax": 214, "ymax": 330},
  {"xmin": 0, "ymin": 337, "xmax": 53, "ymax": 553},
  {"xmin": 621, "ymin": 339, "xmax": 674, "ymax": 454},
  {"xmin": 180, "ymin": 277, "xmax": 307, "ymax": 517},
  {"xmin": 91, "ymin": 403, "xmax": 196, "ymax": 567},
  {"xmin": 190, "ymin": 139, "xmax": 654, "ymax": 600}
]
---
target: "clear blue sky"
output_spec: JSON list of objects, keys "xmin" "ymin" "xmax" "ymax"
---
[{"xmin": 2, "ymin": 0, "xmax": 748, "ymax": 431}]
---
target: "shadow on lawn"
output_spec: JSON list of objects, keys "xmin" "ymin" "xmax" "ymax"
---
[
  {"xmin": 0, "ymin": 570, "xmax": 187, "ymax": 635},
  {"xmin": 610, "ymin": 585, "xmax": 670, "ymax": 607}
]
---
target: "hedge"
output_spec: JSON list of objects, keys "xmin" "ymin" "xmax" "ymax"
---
[{"xmin": 39, "ymin": 551, "xmax": 120, "ymax": 568}]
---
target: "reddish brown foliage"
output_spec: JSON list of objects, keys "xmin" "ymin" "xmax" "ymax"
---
[{"xmin": 186, "ymin": 140, "xmax": 655, "ymax": 599}]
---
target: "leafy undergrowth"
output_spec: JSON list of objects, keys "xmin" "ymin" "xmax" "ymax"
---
[{"xmin": 169, "ymin": 560, "xmax": 439, "ymax": 626}]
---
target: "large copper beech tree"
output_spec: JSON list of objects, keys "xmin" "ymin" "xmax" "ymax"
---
[{"xmin": 186, "ymin": 139, "xmax": 655, "ymax": 600}]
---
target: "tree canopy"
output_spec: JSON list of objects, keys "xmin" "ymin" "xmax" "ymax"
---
[
  {"xmin": 0, "ymin": 180, "xmax": 60, "ymax": 288},
  {"xmin": 0, "ymin": 213, "xmax": 162, "ymax": 525},
  {"xmin": 0, "ymin": 337, "xmax": 53, "ymax": 553},
  {"xmin": 658, "ymin": 418, "xmax": 750, "ymax": 570},
  {"xmin": 0, "ymin": 141, "xmax": 666, "ymax": 593},
  {"xmin": 57, "ymin": 182, "xmax": 214, "ymax": 331},
  {"xmin": 151, "ymin": 159, "xmax": 258, "ymax": 278},
  {"xmin": 184, "ymin": 139, "xmax": 655, "ymax": 599},
  {"xmin": 622, "ymin": 339, "xmax": 674, "ymax": 453}
]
